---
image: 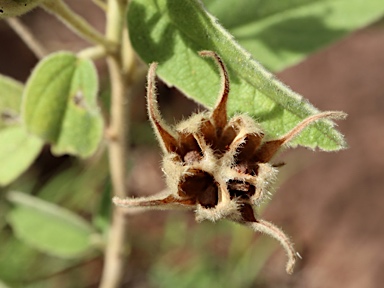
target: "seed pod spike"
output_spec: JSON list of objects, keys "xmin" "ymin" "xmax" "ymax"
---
[
  {"xmin": 247, "ymin": 220, "xmax": 297, "ymax": 274},
  {"xmin": 277, "ymin": 111, "xmax": 347, "ymax": 146},
  {"xmin": 113, "ymin": 194, "xmax": 196, "ymax": 211},
  {"xmin": 200, "ymin": 51, "xmax": 230, "ymax": 133},
  {"xmin": 255, "ymin": 111, "xmax": 347, "ymax": 163},
  {"xmin": 147, "ymin": 63, "xmax": 179, "ymax": 153}
]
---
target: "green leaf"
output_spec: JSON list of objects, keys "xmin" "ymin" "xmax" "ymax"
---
[
  {"xmin": 128, "ymin": 0, "xmax": 346, "ymax": 151},
  {"xmin": 0, "ymin": 75, "xmax": 43, "ymax": 186},
  {"xmin": 0, "ymin": 279, "xmax": 10, "ymax": 288},
  {"xmin": 0, "ymin": 233, "xmax": 72, "ymax": 286},
  {"xmin": 22, "ymin": 52, "xmax": 104, "ymax": 158},
  {"xmin": 0, "ymin": 75, "xmax": 23, "ymax": 128},
  {"xmin": 37, "ymin": 155, "xmax": 109, "ymax": 213},
  {"xmin": 7, "ymin": 191, "xmax": 96, "ymax": 259},
  {"xmin": 0, "ymin": 0, "xmax": 44, "ymax": 19},
  {"xmin": 92, "ymin": 178, "xmax": 112, "ymax": 234},
  {"xmin": 0, "ymin": 126, "xmax": 43, "ymax": 186},
  {"xmin": 204, "ymin": 0, "xmax": 384, "ymax": 71}
]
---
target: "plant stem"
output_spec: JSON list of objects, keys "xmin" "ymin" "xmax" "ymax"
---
[
  {"xmin": 77, "ymin": 45, "xmax": 107, "ymax": 60},
  {"xmin": 99, "ymin": 0, "xmax": 132, "ymax": 287},
  {"xmin": 92, "ymin": 0, "xmax": 108, "ymax": 11},
  {"xmin": 6, "ymin": 18, "xmax": 48, "ymax": 59},
  {"xmin": 41, "ymin": 0, "xmax": 116, "ymax": 53}
]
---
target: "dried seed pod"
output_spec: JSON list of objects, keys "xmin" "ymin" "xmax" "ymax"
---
[{"xmin": 113, "ymin": 51, "xmax": 347, "ymax": 274}]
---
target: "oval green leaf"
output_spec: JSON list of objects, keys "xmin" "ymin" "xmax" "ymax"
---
[
  {"xmin": 22, "ymin": 52, "xmax": 103, "ymax": 158},
  {"xmin": 128, "ymin": 0, "xmax": 347, "ymax": 151},
  {"xmin": 7, "ymin": 191, "xmax": 96, "ymax": 259},
  {"xmin": 204, "ymin": 0, "xmax": 384, "ymax": 71},
  {"xmin": 0, "ymin": 75, "xmax": 43, "ymax": 186},
  {"xmin": 0, "ymin": 127, "xmax": 43, "ymax": 186},
  {"xmin": 0, "ymin": 75, "xmax": 23, "ymax": 128}
]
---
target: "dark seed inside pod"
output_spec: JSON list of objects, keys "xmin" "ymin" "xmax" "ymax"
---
[
  {"xmin": 227, "ymin": 179, "xmax": 256, "ymax": 200},
  {"xmin": 233, "ymin": 163, "xmax": 259, "ymax": 176},
  {"xmin": 239, "ymin": 203, "xmax": 257, "ymax": 222},
  {"xmin": 178, "ymin": 169, "xmax": 218, "ymax": 208}
]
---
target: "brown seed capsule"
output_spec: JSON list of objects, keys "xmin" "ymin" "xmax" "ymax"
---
[{"xmin": 113, "ymin": 51, "xmax": 346, "ymax": 274}]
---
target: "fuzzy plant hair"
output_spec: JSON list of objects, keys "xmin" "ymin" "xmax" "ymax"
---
[{"xmin": 113, "ymin": 51, "xmax": 346, "ymax": 274}]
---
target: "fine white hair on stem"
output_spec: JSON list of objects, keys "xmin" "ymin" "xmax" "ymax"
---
[
  {"xmin": 279, "ymin": 111, "xmax": 347, "ymax": 146},
  {"xmin": 247, "ymin": 220, "xmax": 297, "ymax": 274},
  {"xmin": 256, "ymin": 111, "xmax": 347, "ymax": 163},
  {"xmin": 146, "ymin": 62, "xmax": 179, "ymax": 153}
]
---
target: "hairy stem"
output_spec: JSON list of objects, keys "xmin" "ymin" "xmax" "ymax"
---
[
  {"xmin": 5, "ymin": 18, "xmax": 48, "ymax": 59},
  {"xmin": 41, "ymin": 0, "xmax": 116, "ymax": 53},
  {"xmin": 99, "ymin": 0, "xmax": 132, "ymax": 287}
]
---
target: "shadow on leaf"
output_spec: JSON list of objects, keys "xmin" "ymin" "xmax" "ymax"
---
[
  {"xmin": 239, "ymin": 15, "xmax": 348, "ymax": 55},
  {"xmin": 128, "ymin": 1, "xmax": 176, "ymax": 63}
]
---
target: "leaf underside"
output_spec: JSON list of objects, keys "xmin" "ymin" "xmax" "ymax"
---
[
  {"xmin": 128, "ymin": 0, "xmax": 361, "ymax": 151},
  {"xmin": 204, "ymin": 0, "xmax": 384, "ymax": 71},
  {"xmin": 0, "ymin": 76, "xmax": 43, "ymax": 186}
]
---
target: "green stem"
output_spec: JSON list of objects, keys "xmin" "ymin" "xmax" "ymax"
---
[
  {"xmin": 41, "ymin": 0, "xmax": 116, "ymax": 53},
  {"xmin": 6, "ymin": 18, "xmax": 48, "ymax": 59},
  {"xmin": 92, "ymin": 0, "xmax": 108, "ymax": 11},
  {"xmin": 99, "ymin": 0, "xmax": 132, "ymax": 287},
  {"xmin": 77, "ymin": 46, "xmax": 107, "ymax": 60}
]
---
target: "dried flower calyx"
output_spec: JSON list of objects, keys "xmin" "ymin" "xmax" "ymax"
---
[{"xmin": 113, "ymin": 51, "xmax": 346, "ymax": 274}]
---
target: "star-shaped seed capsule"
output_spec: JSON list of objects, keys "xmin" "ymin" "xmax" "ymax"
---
[{"xmin": 113, "ymin": 51, "xmax": 346, "ymax": 274}]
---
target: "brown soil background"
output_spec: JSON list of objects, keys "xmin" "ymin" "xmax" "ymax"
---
[
  {"xmin": 1, "ymin": 3, "xmax": 384, "ymax": 288},
  {"xmin": 263, "ymin": 24, "xmax": 384, "ymax": 288}
]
